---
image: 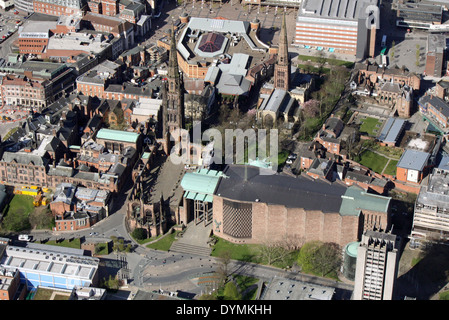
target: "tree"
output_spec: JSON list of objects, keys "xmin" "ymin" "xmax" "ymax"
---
[
  {"xmin": 297, "ymin": 241, "xmax": 322, "ymax": 273},
  {"xmin": 259, "ymin": 235, "xmax": 303, "ymax": 266},
  {"xmin": 223, "ymin": 281, "xmax": 241, "ymax": 300},
  {"xmin": 297, "ymin": 241, "xmax": 342, "ymax": 278},
  {"xmin": 216, "ymin": 250, "xmax": 232, "ymax": 284},
  {"xmin": 312, "ymin": 242, "xmax": 342, "ymax": 277},
  {"xmin": 131, "ymin": 228, "xmax": 147, "ymax": 240},
  {"xmin": 29, "ymin": 207, "xmax": 54, "ymax": 230},
  {"xmin": 302, "ymin": 99, "xmax": 320, "ymax": 118}
]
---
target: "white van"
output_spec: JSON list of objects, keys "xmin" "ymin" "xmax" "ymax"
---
[{"xmin": 18, "ymin": 234, "xmax": 31, "ymax": 241}]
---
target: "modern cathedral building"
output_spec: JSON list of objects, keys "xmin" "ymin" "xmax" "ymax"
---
[{"xmin": 180, "ymin": 165, "xmax": 392, "ymax": 248}]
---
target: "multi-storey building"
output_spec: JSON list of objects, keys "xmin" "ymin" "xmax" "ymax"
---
[
  {"xmin": 418, "ymin": 94, "xmax": 449, "ymax": 129},
  {"xmin": 0, "ymin": 60, "xmax": 76, "ymax": 111},
  {"xmin": 0, "ymin": 244, "xmax": 100, "ymax": 290},
  {"xmin": 412, "ymin": 162, "xmax": 449, "ymax": 242},
  {"xmin": 395, "ymin": 1, "xmax": 443, "ymax": 29},
  {"xmin": 15, "ymin": 0, "xmax": 34, "ymax": 13},
  {"xmin": 294, "ymin": 0, "xmax": 378, "ymax": 59},
  {"xmin": 81, "ymin": 12, "xmax": 135, "ymax": 50},
  {"xmin": 33, "ymin": 0, "xmax": 87, "ymax": 17},
  {"xmin": 353, "ymin": 230, "xmax": 400, "ymax": 300},
  {"xmin": 425, "ymin": 34, "xmax": 446, "ymax": 77},
  {"xmin": 50, "ymin": 183, "xmax": 111, "ymax": 231}
]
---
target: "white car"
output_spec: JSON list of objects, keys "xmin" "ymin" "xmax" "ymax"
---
[{"xmin": 18, "ymin": 234, "xmax": 31, "ymax": 241}]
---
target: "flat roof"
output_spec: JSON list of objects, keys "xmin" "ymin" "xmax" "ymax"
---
[
  {"xmin": 417, "ymin": 168, "xmax": 449, "ymax": 210},
  {"xmin": 298, "ymin": 0, "xmax": 378, "ymax": 22},
  {"xmin": 262, "ymin": 277, "xmax": 334, "ymax": 300},
  {"xmin": 96, "ymin": 129, "xmax": 140, "ymax": 143}
]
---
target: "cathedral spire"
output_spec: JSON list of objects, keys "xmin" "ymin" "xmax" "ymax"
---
[
  {"xmin": 168, "ymin": 27, "xmax": 180, "ymax": 82},
  {"xmin": 277, "ymin": 12, "xmax": 289, "ymax": 66},
  {"xmin": 273, "ymin": 12, "xmax": 290, "ymax": 91}
]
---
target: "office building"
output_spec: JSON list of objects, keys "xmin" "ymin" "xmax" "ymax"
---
[
  {"xmin": 353, "ymin": 230, "xmax": 400, "ymax": 300},
  {"xmin": 294, "ymin": 0, "xmax": 378, "ymax": 60},
  {"xmin": 412, "ymin": 160, "xmax": 449, "ymax": 242},
  {"xmin": 425, "ymin": 34, "xmax": 446, "ymax": 77},
  {"xmin": 0, "ymin": 244, "xmax": 99, "ymax": 290}
]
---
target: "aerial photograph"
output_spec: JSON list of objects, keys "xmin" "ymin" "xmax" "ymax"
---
[{"xmin": 0, "ymin": 0, "xmax": 448, "ymax": 310}]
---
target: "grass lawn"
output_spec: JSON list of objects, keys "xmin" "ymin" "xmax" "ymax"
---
[
  {"xmin": 45, "ymin": 238, "xmax": 81, "ymax": 249},
  {"xmin": 33, "ymin": 288, "xmax": 70, "ymax": 300},
  {"xmin": 297, "ymin": 64, "xmax": 330, "ymax": 75},
  {"xmin": 359, "ymin": 117, "xmax": 383, "ymax": 136},
  {"xmin": 296, "ymin": 54, "xmax": 354, "ymax": 68},
  {"xmin": 145, "ymin": 231, "xmax": 180, "ymax": 251},
  {"xmin": 359, "ymin": 150, "xmax": 389, "ymax": 174},
  {"xmin": 7, "ymin": 194, "xmax": 34, "ymax": 216},
  {"xmin": 1, "ymin": 194, "xmax": 35, "ymax": 231},
  {"xmin": 211, "ymin": 237, "xmax": 261, "ymax": 263},
  {"xmin": 383, "ymin": 160, "xmax": 398, "ymax": 176}
]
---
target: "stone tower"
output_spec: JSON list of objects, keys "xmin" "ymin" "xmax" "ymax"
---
[
  {"xmin": 162, "ymin": 27, "xmax": 185, "ymax": 155},
  {"xmin": 273, "ymin": 13, "xmax": 290, "ymax": 91}
]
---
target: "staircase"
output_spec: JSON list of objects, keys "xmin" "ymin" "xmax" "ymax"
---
[
  {"xmin": 169, "ymin": 221, "xmax": 213, "ymax": 257},
  {"xmin": 169, "ymin": 242, "xmax": 212, "ymax": 256}
]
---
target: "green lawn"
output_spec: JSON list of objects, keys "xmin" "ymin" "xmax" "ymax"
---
[
  {"xmin": 45, "ymin": 238, "xmax": 81, "ymax": 249},
  {"xmin": 145, "ymin": 231, "xmax": 180, "ymax": 251},
  {"xmin": 359, "ymin": 117, "xmax": 383, "ymax": 136},
  {"xmin": 1, "ymin": 195, "xmax": 35, "ymax": 232},
  {"xmin": 383, "ymin": 160, "xmax": 398, "ymax": 176},
  {"xmin": 296, "ymin": 54, "xmax": 354, "ymax": 68},
  {"xmin": 211, "ymin": 237, "xmax": 261, "ymax": 263},
  {"xmin": 359, "ymin": 150, "xmax": 389, "ymax": 174}
]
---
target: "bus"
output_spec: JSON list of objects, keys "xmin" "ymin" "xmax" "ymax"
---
[{"xmin": 381, "ymin": 35, "xmax": 387, "ymax": 48}]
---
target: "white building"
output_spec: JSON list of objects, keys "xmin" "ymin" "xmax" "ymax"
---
[{"xmin": 0, "ymin": 244, "xmax": 99, "ymax": 290}]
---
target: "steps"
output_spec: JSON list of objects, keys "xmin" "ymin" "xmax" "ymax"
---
[{"xmin": 170, "ymin": 241, "xmax": 212, "ymax": 257}]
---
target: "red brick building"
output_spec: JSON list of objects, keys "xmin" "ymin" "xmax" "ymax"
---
[
  {"xmin": 33, "ymin": 0, "xmax": 87, "ymax": 17},
  {"xmin": 0, "ymin": 268, "xmax": 24, "ymax": 300}
]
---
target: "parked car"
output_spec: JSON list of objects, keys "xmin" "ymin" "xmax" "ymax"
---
[{"xmin": 18, "ymin": 234, "xmax": 31, "ymax": 241}]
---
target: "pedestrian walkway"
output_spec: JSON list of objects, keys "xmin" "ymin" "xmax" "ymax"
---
[{"xmin": 170, "ymin": 221, "xmax": 213, "ymax": 256}]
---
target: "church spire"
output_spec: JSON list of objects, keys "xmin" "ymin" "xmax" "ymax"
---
[
  {"xmin": 168, "ymin": 27, "xmax": 180, "ymax": 83},
  {"xmin": 273, "ymin": 12, "xmax": 290, "ymax": 91},
  {"xmin": 277, "ymin": 12, "xmax": 289, "ymax": 66}
]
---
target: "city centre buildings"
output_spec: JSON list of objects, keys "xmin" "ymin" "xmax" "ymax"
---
[{"xmin": 294, "ymin": 0, "xmax": 378, "ymax": 59}]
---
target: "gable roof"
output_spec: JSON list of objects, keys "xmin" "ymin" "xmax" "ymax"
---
[{"xmin": 96, "ymin": 128, "xmax": 140, "ymax": 143}]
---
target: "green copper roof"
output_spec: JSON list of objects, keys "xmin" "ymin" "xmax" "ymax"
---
[
  {"xmin": 96, "ymin": 129, "xmax": 140, "ymax": 143},
  {"xmin": 181, "ymin": 169, "xmax": 223, "ymax": 201},
  {"xmin": 345, "ymin": 242, "xmax": 360, "ymax": 258},
  {"xmin": 339, "ymin": 185, "xmax": 391, "ymax": 216}
]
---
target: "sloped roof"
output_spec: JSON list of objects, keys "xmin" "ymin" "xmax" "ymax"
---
[
  {"xmin": 215, "ymin": 165, "xmax": 347, "ymax": 211},
  {"xmin": 397, "ymin": 149, "xmax": 430, "ymax": 171},
  {"xmin": 96, "ymin": 129, "xmax": 140, "ymax": 143},
  {"xmin": 181, "ymin": 169, "xmax": 223, "ymax": 197},
  {"xmin": 339, "ymin": 185, "xmax": 391, "ymax": 216}
]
